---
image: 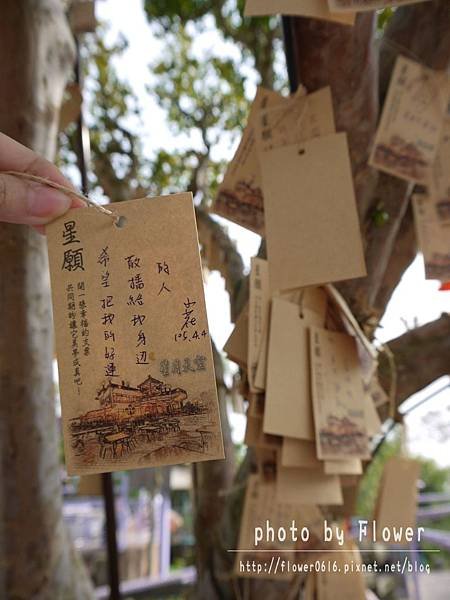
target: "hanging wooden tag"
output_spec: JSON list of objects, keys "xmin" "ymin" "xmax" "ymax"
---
[
  {"xmin": 234, "ymin": 474, "xmax": 298, "ymax": 580},
  {"xmin": 213, "ymin": 87, "xmax": 286, "ymax": 234},
  {"xmin": 46, "ymin": 194, "xmax": 224, "ymax": 475},
  {"xmin": 77, "ymin": 474, "xmax": 103, "ymax": 496},
  {"xmin": 264, "ymin": 291, "xmax": 327, "ymax": 441},
  {"xmin": 248, "ymin": 258, "xmax": 270, "ymax": 391},
  {"xmin": 430, "ymin": 110, "xmax": 450, "ymax": 205},
  {"xmin": 310, "ymin": 327, "xmax": 370, "ymax": 461},
  {"xmin": 244, "ymin": 0, "xmax": 355, "ymax": 25},
  {"xmin": 276, "ymin": 465, "xmax": 343, "ymax": 505},
  {"xmin": 59, "ymin": 83, "xmax": 82, "ymax": 132},
  {"xmin": 223, "ymin": 301, "xmax": 249, "ymax": 368},
  {"xmin": 69, "ymin": 1, "xmax": 97, "ymax": 34},
  {"xmin": 323, "ymin": 458, "xmax": 362, "ymax": 475},
  {"xmin": 369, "ymin": 55, "xmax": 449, "ymax": 184},
  {"xmin": 261, "ymin": 133, "xmax": 366, "ymax": 292},
  {"xmin": 255, "ymin": 86, "xmax": 335, "ymax": 153},
  {"xmin": 328, "ymin": 0, "xmax": 430, "ymax": 12},
  {"xmin": 374, "ymin": 457, "xmax": 421, "ymax": 544},
  {"xmin": 413, "ymin": 192, "xmax": 450, "ymax": 281},
  {"xmin": 316, "ymin": 540, "xmax": 366, "ymax": 600},
  {"xmin": 281, "ymin": 438, "xmax": 322, "ymax": 469}
]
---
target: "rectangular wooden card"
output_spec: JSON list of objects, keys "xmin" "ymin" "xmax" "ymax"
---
[
  {"xmin": 47, "ymin": 194, "xmax": 224, "ymax": 475},
  {"xmin": 276, "ymin": 465, "xmax": 343, "ymax": 505},
  {"xmin": 244, "ymin": 0, "xmax": 355, "ymax": 25},
  {"xmin": 323, "ymin": 458, "xmax": 362, "ymax": 476},
  {"xmin": 255, "ymin": 86, "xmax": 335, "ymax": 153},
  {"xmin": 69, "ymin": 1, "xmax": 97, "ymax": 34},
  {"xmin": 369, "ymin": 55, "xmax": 449, "ymax": 184},
  {"xmin": 234, "ymin": 474, "xmax": 297, "ymax": 580},
  {"xmin": 248, "ymin": 258, "xmax": 270, "ymax": 391},
  {"xmin": 310, "ymin": 327, "xmax": 370, "ymax": 461},
  {"xmin": 223, "ymin": 301, "xmax": 249, "ymax": 367},
  {"xmin": 213, "ymin": 87, "xmax": 286, "ymax": 234},
  {"xmin": 430, "ymin": 110, "xmax": 450, "ymax": 205},
  {"xmin": 413, "ymin": 192, "xmax": 450, "ymax": 281},
  {"xmin": 316, "ymin": 541, "xmax": 366, "ymax": 600},
  {"xmin": 261, "ymin": 133, "xmax": 366, "ymax": 292},
  {"xmin": 281, "ymin": 438, "xmax": 322, "ymax": 469},
  {"xmin": 374, "ymin": 457, "xmax": 421, "ymax": 544},
  {"xmin": 328, "ymin": 0, "xmax": 429, "ymax": 12},
  {"xmin": 264, "ymin": 291, "xmax": 327, "ymax": 441}
]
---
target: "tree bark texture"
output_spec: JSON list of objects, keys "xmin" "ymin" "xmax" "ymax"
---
[{"xmin": 0, "ymin": 1, "xmax": 94, "ymax": 598}]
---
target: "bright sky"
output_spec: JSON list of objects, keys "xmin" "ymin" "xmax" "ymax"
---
[{"xmin": 94, "ymin": 0, "xmax": 450, "ymax": 465}]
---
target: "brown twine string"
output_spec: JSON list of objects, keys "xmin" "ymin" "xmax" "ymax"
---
[{"xmin": 3, "ymin": 170, "xmax": 118, "ymax": 223}]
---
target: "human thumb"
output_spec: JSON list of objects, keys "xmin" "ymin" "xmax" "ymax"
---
[{"xmin": 0, "ymin": 173, "xmax": 72, "ymax": 226}]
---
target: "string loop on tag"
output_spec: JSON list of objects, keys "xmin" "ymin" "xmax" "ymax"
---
[{"xmin": 2, "ymin": 170, "xmax": 119, "ymax": 224}]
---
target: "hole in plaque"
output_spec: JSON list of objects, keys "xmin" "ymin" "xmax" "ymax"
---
[
  {"xmin": 298, "ymin": 148, "xmax": 305, "ymax": 156},
  {"xmin": 115, "ymin": 215, "xmax": 127, "ymax": 228}
]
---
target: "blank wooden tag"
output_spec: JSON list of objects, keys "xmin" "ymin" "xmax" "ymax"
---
[
  {"xmin": 261, "ymin": 133, "xmax": 366, "ymax": 292},
  {"xmin": 276, "ymin": 465, "xmax": 343, "ymax": 505},
  {"xmin": 374, "ymin": 457, "xmax": 421, "ymax": 544},
  {"xmin": 281, "ymin": 438, "xmax": 322, "ymax": 469},
  {"xmin": 244, "ymin": 0, "xmax": 355, "ymax": 25},
  {"xmin": 264, "ymin": 291, "xmax": 327, "ymax": 441},
  {"xmin": 223, "ymin": 301, "xmax": 249, "ymax": 368},
  {"xmin": 316, "ymin": 540, "xmax": 366, "ymax": 600},
  {"xmin": 369, "ymin": 55, "xmax": 449, "ymax": 184},
  {"xmin": 323, "ymin": 458, "xmax": 362, "ymax": 476},
  {"xmin": 310, "ymin": 327, "xmax": 370, "ymax": 461},
  {"xmin": 77, "ymin": 474, "xmax": 103, "ymax": 496},
  {"xmin": 47, "ymin": 194, "xmax": 224, "ymax": 475},
  {"xmin": 59, "ymin": 83, "xmax": 82, "ymax": 132},
  {"xmin": 69, "ymin": 1, "xmax": 97, "ymax": 34}
]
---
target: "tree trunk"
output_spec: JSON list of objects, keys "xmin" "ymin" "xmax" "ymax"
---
[
  {"xmin": 195, "ymin": 3, "xmax": 450, "ymax": 599},
  {"xmin": 0, "ymin": 1, "xmax": 94, "ymax": 598}
]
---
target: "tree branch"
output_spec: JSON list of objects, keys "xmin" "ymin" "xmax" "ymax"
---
[
  {"xmin": 379, "ymin": 314, "xmax": 450, "ymax": 408},
  {"xmin": 374, "ymin": 203, "xmax": 417, "ymax": 314}
]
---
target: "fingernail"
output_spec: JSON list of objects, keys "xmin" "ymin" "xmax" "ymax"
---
[{"xmin": 28, "ymin": 186, "xmax": 72, "ymax": 220}]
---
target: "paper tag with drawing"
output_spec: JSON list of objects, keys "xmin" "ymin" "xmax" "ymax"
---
[
  {"xmin": 412, "ymin": 193, "xmax": 450, "ymax": 281},
  {"xmin": 430, "ymin": 110, "xmax": 450, "ymax": 208},
  {"xmin": 213, "ymin": 87, "xmax": 286, "ymax": 234},
  {"xmin": 47, "ymin": 194, "xmax": 224, "ymax": 475},
  {"xmin": 244, "ymin": 0, "xmax": 355, "ymax": 25},
  {"xmin": 328, "ymin": 0, "xmax": 430, "ymax": 12},
  {"xmin": 310, "ymin": 327, "xmax": 370, "ymax": 461},
  {"xmin": 369, "ymin": 55, "xmax": 449, "ymax": 184},
  {"xmin": 261, "ymin": 133, "xmax": 366, "ymax": 292}
]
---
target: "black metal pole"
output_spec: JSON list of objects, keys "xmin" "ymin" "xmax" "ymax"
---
[
  {"xmin": 73, "ymin": 36, "xmax": 121, "ymax": 600},
  {"xmin": 102, "ymin": 473, "xmax": 121, "ymax": 600},
  {"xmin": 281, "ymin": 16, "xmax": 299, "ymax": 93}
]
